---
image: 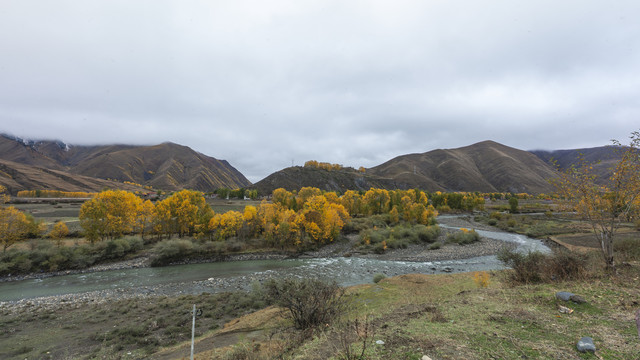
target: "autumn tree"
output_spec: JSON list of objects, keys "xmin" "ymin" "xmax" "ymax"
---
[
  {"xmin": 154, "ymin": 190, "xmax": 213, "ymax": 238},
  {"xmin": 0, "ymin": 206, "xmax": 35, "ymax": 252},
  {"xmin": 49, "ymin": 221, "xmax": 69, "ymax": 247},
  {"xmin": 553, "ymin": 131, "xmax": 640, "ymax": 272},
  {"xmin": 80, "ymin": 190, "xmax": 143, "ymax": 242},
  {"xmin": 136, "ymin": 199, "xmax": 156, "ymax": 240},
  {"xmin": 0, "ymin": 185, "xmax": 8, "ymax": 204},
  {"xmin": 298, "ymin": 195, "xmax": 349, "ymax": 244},
  {"xmin": 240, "ymin": 205, "xmax": 260, "ymax": 239},
  {"xmin": 296, "ymin": 187, "xmax": 323, "ymax": 210},
  {"xmin": 362, "ymin": 188, "xmax": 390, "ymax": 215},
  {"xmin": 212, "ymin": 211, "xmax": 243, "ymax": 240},
  {"xmin": 272, "ymin": 188, "xmax": 296, "ymax": 209},
  {"xmin": 340, "ymin": 190, "xmax": 362, "ymax": 216}
]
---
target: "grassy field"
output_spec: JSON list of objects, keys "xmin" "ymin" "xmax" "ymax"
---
[
  {"xmin": 174, "ymin": 265, "xmax": 640, "ymax": 360},
  {"xmin": 205, "ymin": 198, "xmax": 263, "ymax": 214}
]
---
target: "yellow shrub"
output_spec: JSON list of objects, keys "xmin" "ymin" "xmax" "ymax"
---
[{"xmin": 473, "ymin": 271, "xmax": 491, "ymax": 288}]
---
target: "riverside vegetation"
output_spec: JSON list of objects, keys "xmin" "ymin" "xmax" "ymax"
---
[
  {"xmin": 1, "ymin": 187, "xmax": 488, "ymax": 275},
  {"xmin": 1, "ymin": 181, "xmax": 640, "ymax": 358}
]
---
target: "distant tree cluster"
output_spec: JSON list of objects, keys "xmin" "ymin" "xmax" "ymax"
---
[
  {"xmin": 214, "ymin": 188, "xmax": 258, "ymax": 200},
  {"xmin": 304, "ymin": 160, "xmax": 344, "ymax": 171},
  {"xmin": 430, "ymin": 191, "xmax": 485, "ymax": 212},
  {"xmin": 482, "ymin": 192, "xmax": 540, "ymax": 201},
  {"xmin": 17, "ymin": 190, "xmax": 95, "ymax": 198}
]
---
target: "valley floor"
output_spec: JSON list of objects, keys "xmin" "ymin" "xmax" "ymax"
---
[{"xmin": 0, "ymin": 215, "xmax": 515, "ymax": 315}]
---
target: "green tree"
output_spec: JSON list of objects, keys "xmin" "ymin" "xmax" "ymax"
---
[{"xmin": 509, "ymin": 197, "xmax": 519, "ymax": 213}]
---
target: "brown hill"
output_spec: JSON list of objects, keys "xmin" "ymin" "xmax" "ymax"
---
[
  {"xmin": 251, "ymin": 166, "xmax": 409, "ymax": 195},
  {"xmin": 369, "ymin": 141, "xmax": 559, "ymax": 194},
  {"xmin": 252, "ymin": 141, "xmax": 560, "ymax": 195},
  {"xmin": 531, "ymin": 146, "xmax": 621, "ymax": 184},
  {"xmin": 0, "ymin": 135, "xmax": 250, "ymax": 193},
  {"xmin": 0, "ymin": 159, "xmax": 145, "ymax": 195}
]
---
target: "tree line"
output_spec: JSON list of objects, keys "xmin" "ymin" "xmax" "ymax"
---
[{"xmin": 1, "ymin": 185, "xmax": 483, "ymax": 252}]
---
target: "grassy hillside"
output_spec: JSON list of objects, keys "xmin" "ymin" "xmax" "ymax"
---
[
  {"xmin": 0, "ymin": 159, "xmax": 145, "ymax": 195},
  {"xmin": 531, "ymin": 146, "xmax": 622, "ymax": 184},
  {"xmin": 0, "ymin": 136, "xmax": 250, "ymax": 193},
  {"xmin": 371, "ymin": 141, "xmax": 559, "ymax": 194},
  {"xmin": 251, "ymin": 166, "xmax": 412, "ymax": 195}
]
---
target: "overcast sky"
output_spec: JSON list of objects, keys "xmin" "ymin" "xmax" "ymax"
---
[{"xmin": 1, "ymin": 1, "xmax": 639, "ymax": 182}]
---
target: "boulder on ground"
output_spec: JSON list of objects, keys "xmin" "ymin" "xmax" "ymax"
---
[
  {"xmin": 556, "ymin": 291, "xmax": 587, "ymax": 304},
  {"xmin": 556, "ymin": 291, "xmax": 574, "ymax": 301},
  {"xmin": 569, "ymin": 294, "xmax": 587, "ymax": 304},
  {"xmin": 576, "ymin": 336, "xmax": 596, "ymax": 353}
]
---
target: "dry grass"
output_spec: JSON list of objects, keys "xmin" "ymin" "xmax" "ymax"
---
[{"xmin": 174, "ymin": 267, "xmax": 640, "ymax": 360}]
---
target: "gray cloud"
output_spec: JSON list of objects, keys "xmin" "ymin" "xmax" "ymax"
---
[{"xmin": 1, "ymin": 1, "xmax": 639, "ymax": 182}]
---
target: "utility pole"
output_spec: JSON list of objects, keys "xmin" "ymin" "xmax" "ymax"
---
[{"xmin": 191, "ymin": 304, "xmax": 202, "ymax": 360}]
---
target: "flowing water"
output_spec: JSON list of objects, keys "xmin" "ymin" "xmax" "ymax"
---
[{"xmin": 0, "ymin": 218, "xmax": 549, "ymax": 302}]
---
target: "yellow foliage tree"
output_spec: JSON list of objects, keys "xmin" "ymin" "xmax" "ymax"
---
[
  {"xmin": 272, "ymin": 188, "xmax": 295, "ymax": 209},
  {"xmin": 49, "ymin": 221, "xmax": 69, "ymax": 247},
  {"xmin": 296, "ymin": 187, "xmax": 323, "ymax": 210},
  {"xmin": 0, "ymin": 185, "xmax": 8, "ymax": 204},
  {"xmin": 136, "ymin": 200, "xmax": 156, "ymax": 240},
  {"xmin": 363, "ymin": 188, "xmax": 390, "ymax": 215},
  {"xmin": 79, "ymin": 190, "xmax": 142, "ymax": 242},
  {"xmin": 216, "ymin": 211, "xmax": 244, "ymax": 240},
  {"xmin": 553, "ymin": 131, "xmax": 640, "ymax": 272},
  {"xmin": 0, "ymin": 206, "xmax": 33, "ymax": 252},
  {"xmin": 154, "ymin": 190, "xmax": 213, "ymax": 238},
  {"xmin": 340, "ymin": 190, "xmax": 362, "ymax": 216}
]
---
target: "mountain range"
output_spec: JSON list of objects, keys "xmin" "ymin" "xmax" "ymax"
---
[
  {"xmin": 252, "ymin": 140, "xmax": 576, "ymax": 195},
  {"xmin": 0, "ymin": 134, "xmax": 620, "ymax": 195},
  {"xmin": 0, "ymin": 135, "xmax": 250, "ymax": 194}
]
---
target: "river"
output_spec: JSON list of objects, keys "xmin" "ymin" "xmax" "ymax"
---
[{"xmin": 0, "ymin": 218, "xmax": 549, "ymax": 302}]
